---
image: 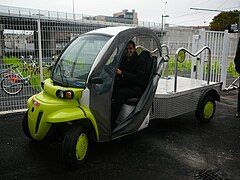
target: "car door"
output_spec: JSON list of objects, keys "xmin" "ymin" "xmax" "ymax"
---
[
  {"xmin": 111, "ymin": 36, "xmax": 164, "ymax": 138},
  {"xmin": 87, "ymin": 35, "xmax": 125, "ymax": 141},
  {"xmin": 88, "ymin": 28, "xmax": 164, "ymax": 141}
]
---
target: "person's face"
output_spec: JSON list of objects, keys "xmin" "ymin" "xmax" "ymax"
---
[{"xmin": 126, "ymin": 44, "xmax": 135, "ymax": 57}]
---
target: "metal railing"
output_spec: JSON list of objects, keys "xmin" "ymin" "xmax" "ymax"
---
[
  {"xmin": 174, "ymin": 46, "xmax": 211, "ymax": 92},
  {"xmin": 0, "ymin": 5, "xmax": 161, "ymax": 29}
]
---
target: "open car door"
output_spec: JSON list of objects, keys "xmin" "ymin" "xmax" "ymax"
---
[
  {"xmin": 87, "ymin": 27, "xmax": 164, "ymax": 141},
  {"xmin": 112, "ymin": 49, "xmax": 165, "ymax": 138}
]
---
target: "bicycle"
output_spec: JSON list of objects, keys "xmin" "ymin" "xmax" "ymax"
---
[
  {"xmin": 0, "ymin": 56, "xmax": 34, "ymax": 80},
  {"xmin": 0, "ymin": 64, "xmax": 18, "ymax": 80},
  {"xmin": 1, "ymin": 57, "xmax": 50, "ymax": 95}
]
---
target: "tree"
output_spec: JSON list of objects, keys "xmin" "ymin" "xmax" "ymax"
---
[{"xmin": 210, "ymin": 10, "xmax": 239, "ymax": 31}]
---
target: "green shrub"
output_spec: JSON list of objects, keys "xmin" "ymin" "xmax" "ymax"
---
[{"xmin": 3, "ymin": 57, "xmax": 22, "ymax": 66}]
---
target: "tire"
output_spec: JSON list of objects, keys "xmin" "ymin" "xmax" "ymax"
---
[
  {"xmin": 0, "ymin": 69, "xmax": 9, "ymax": 80},
  {"xmin": 195, "ymin": 95, "xmax": 216, "ymax": 123},
  {"xmin": 22, "ymin": 111, "xmax": 33, "ymax": 139},
  {"xmin": 62, "ymin": 126, "xmax": 89, "ymax": 168},
  {"xmin": 1, "ymin": 74, "xmax": 23, "ymax": 95}
]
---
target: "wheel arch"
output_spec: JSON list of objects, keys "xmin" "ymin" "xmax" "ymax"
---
[
  {"xmin": 67, "ymin": 118, "xmax": 98, "ymax": 142},
  {"xmin": 201, "ymin": 88, "xmax": 220, "ymax": 102}
]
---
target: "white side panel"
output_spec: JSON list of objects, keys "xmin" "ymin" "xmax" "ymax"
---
[
  {"xmin": 138, "ymin": 113, "xmax": 150, "ymax": 131},
  {"xmin": 80, "ymin": 88, "xmax": 90, "ymax": 107}
]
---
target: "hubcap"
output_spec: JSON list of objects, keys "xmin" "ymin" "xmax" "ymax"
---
[
  {"xmin": 203, "ymin": 101, "xmax": 214, "ymax": 118},
  {"xmin": 76, "ymin": 133, "xmax": 88, "ymax": 161}
]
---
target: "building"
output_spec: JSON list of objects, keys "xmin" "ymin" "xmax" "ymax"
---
[
  {"xmin": 113, "ymin": 9, "xmax": 138, "ymax": 24},
  {"xmin": 94, "ymin": 9, "xmax": 138, "ymax": 25}
]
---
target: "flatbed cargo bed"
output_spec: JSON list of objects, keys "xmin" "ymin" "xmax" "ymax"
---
[{"xmin": 151, "ymin": 76, "xmax": 222, "ymax": 119}]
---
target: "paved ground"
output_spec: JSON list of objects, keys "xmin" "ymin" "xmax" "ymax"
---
[{"xmin": 0, "ymin": 89, "xmax": 240, "ymax": 180}]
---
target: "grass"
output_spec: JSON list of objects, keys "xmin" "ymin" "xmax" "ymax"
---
[
  {"xmin": 228, "ymin": 60, "xmax": 239, "ymax": 78},
  {"xmin": 166, "ymin": 56, "xmax": 238, "ymax": 79},
  {"xmin": 3, "ymin": 57, "xmax": 22, "ymax": 66},
  {"xmin": 167, "ymin": 56, "xmax": 192, "ymax": 75}
]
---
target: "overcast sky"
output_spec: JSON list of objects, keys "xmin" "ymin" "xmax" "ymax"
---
[{"xmin": 0, "ymin": 0, "xmax": 239, "ymax": 26}]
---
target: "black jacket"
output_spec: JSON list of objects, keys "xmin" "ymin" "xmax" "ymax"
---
[
  {"xmin": 116, "ymin": 52, "xmax": 146, "ymax": 96},
  {"xmin": 234, "ymin": 37, "xmax": 240, "ymax": 73}
]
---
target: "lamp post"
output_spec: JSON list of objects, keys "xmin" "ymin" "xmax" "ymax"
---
[
  {"xmin": 72, "ymin": 0, "xmax": 75, "ymax": 19},
  {"xmin": 161, "ymin": 14, "xmax": 169, "ymax": 43},
  {"xmin": 161, "ymin": 14, "xmax": 169, "ymax": 30}
]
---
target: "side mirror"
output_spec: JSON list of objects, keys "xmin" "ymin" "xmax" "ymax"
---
[
  {"xmin": 177, "ymin": 50, "xmax": 186, "ymax": 63},
  {"xmin": 90, "ymin": 76, "xmax": 103, "ymax": 84},
  {"xmin": 52, "ymin": 55, "xmax": 58, "ymax": 61}
]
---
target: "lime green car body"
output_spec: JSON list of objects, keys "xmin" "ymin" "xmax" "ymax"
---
[{"xmin": 27, "ymin": 78, "xmax": 99, "ymax": 141}]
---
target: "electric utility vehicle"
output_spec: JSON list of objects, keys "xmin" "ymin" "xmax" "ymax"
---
[{"xmin": 22, "ymin": 26, "xmax": 221, "ymax": 168}]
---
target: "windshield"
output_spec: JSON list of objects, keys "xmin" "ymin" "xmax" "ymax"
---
[{"xmin": 52, "ymin": 34, "xmax": 111, "ymax": 88}]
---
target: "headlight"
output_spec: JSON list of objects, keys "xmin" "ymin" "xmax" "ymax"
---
[
  {"xmin": 56, "ymin": 90, "xmax": 74, "ymax": 99},
  {"xmin": 32, "ymin": 98, "xmax": 40, "ymax": 107},
  {"xmin": 59, "ymin": 90, "xmax": 64, "ymax": 98},
  {"xmin": 65, "ymin": 91, "xmax": 73, "ymax": 99}
]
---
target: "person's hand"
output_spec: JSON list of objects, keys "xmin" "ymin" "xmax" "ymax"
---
[{"xmin": 116, "ymin": 68, "xmax": 122, "ymax": 75}]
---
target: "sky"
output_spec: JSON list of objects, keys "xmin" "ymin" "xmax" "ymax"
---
[{"xmin": 0, "ymin": 0, "xmax": 239, "ymax": 26}]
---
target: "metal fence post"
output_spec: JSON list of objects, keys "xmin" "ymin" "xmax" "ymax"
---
[
  {"xmin": 191, "ymin": 34, "xmax": 200, "ymax": 79},
  {"xmin": 0, "ymin": 25, "xmax": 4, "ymax": 60},
  {"xmin": 220, "ymin": 30, "xmax": 229, "ymax": 89},
  {"xmin": 198, "ymin": 29, "xmax": 206, "ymax": 80},
  {"xmin": 37, "ymin": 19, "xmax": 43, "ymax": 82}
]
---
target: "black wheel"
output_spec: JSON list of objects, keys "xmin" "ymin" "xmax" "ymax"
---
[
  {"xmin": 195, "ymin": 95, "xmax": 216, "ymax": 123},
  {"xmin": 62, "ymin": 126, "xmax": 89, "ymax": 168},
  {"xmin": 22, "ymin": 111, "xmax": 33, "ymax": 139},
  {"xmin": 1, "ymin": 74, "xmax": 23, "ymax": 95}
]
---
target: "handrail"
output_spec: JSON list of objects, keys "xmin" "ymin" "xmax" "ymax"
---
[
  {"xmin": 161, "ymin": 44, "xmax": 170, "ymax": 57},
  {"xmin": 136, "ymin": 44, "xmax": 169, "ymax": 56},
  {"xmin": 174, "ymin": 46, "xmax": 211, "ymax": 92},
  {"xmin": 161, "ymin": 44, "xmax": 170, "ymax": 79},
  {"xmin": 136, "ymin": 45, "xmax": 158, "ymax": 54}
]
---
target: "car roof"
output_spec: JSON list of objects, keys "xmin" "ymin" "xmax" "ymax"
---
[{"xmin": 86, "ymin": 26, "xmax": 135, "ymax": 36}]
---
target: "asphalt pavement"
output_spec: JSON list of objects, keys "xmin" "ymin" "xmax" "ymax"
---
[{"xmin": 0, "ymin": 89, "xmax": 240, "ymax": 180}]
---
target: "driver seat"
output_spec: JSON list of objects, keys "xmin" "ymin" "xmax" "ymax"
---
[{"xmin": 116, "ymin": 50, "xmax": 155, "ymax": 124}]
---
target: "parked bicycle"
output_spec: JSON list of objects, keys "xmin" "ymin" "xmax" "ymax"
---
[
  {"xmin": 0, "ymin": 63, "xmax": 20, "ymax": 80},
  {"xmin": 1, "ymin": 57, "xmax": 50, "ymax": 95}
]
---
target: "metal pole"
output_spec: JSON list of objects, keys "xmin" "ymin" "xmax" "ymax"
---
[
  {"xmin": 161, "ymin": 15, "xmax": 163, "ymax": 31},
  {"xmin": 174, "ymin": 46, "xmax": 211, "ymax": 92},
  {"xmin": 174, "ymin": 53, "xmax": 178, "ymax": 92},
  {"xmin": 207, "ymin": 49, "xmax": 211, "ymax": 85},
  {"xmin": 238, "ymin": 7, "xmax": 240, "ymax": 38},
  {"xmin": 73, "ymin": 0, "xmax": 75, "ymax": 19},
  {"xmin": 37, "ymin": 19, "xmax": 43, "ymax": 82}
]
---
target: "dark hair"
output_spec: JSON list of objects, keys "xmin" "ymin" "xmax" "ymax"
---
[{"xmin": 127, "ymin": 40, "xmax": 136, "ymax": 48}]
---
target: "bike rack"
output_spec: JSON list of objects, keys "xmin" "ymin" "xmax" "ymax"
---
[
  {"xmin": 174, "ymin": 46, "xmax": 211, "ymax": 92},
  {"xmin": 160, "ymin": 44, "xmax": 170, "ymax": 79},
  {"xmin": 225, "ymin": 76, "xmax": 239, "ymax": 90}
]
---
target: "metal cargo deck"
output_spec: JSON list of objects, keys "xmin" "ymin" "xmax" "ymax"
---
[{"xmin": 150, "ymin": 76, "xmax": 222, "ymax": 119}]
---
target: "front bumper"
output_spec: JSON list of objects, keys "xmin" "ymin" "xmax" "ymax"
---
[{"xmin": 27, "ymin": 92, "xmax": 82, "ymax": 141}]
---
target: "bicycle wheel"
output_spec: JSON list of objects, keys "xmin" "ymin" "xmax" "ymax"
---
[
  {"xmin": 0, "ymin": 69, "xmax": 10, "ymax": 80},
  {"xmin": 1, "ymin": 74, "xmax": 24, "ymax": 95}
]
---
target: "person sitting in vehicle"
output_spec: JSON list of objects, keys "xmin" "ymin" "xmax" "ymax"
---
[{"xmin": 112, "ymin": 40, "xmax": 146, "ymax": 123}]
